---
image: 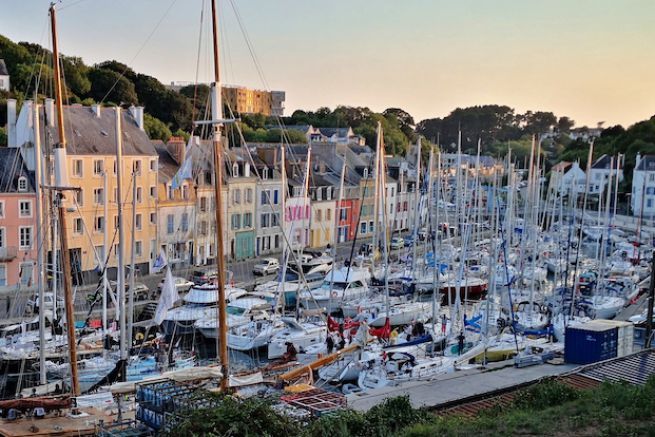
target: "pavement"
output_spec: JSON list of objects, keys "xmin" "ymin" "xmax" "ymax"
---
[{"xmin": 346, "ymin": 362, "xmax": 578, "ymax": 412}]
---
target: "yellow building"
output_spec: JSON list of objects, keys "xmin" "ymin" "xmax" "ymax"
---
[
  {"xmin": 11, "ymin": 102, "xmax": 159, "ymax": 284},
  {"xmin": 222, "ymin": 86, "xmax": 273, "ymax": 116}
]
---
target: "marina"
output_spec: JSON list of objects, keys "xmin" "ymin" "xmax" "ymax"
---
[{"xmin": 1, "ymin": 1, "xmax": 655, "ymax": 435}]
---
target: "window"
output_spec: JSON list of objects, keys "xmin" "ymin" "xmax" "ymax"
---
[
  {"xmin": 94, "ymin": 188, "xmax": 104, "ymax": 204},
  {"xmin": 150, "ymin": 159, "xmax": 156, "ymax": 172},
  {"xmin": 200, "ymin": 197, "xmax": 207, "ymax": 212},
  {"xmin": 273, "ymin": 190, "xmax": 279, "ymax": 205},
  {"xmin": 200, "ymin": 221, "xmax": 208, "ymax": 235},
  {"xmin": 274, "ymin": 235, "xmax": 280, "ymax": 249},
  {"xmin": 96, "ymin": 245, "xmax": 105, "ymax": 263},
  {"xmin": 73, "ymin": 159, "xmax": 83, "ymax": 177},
  {"xmin": 19, "ymin": 200, "xmax": 32, "ymax": 217},
  {"xmin": 0, "ymin": 228, "xmax": 4, "ymax": 248},
  {"xmin": 316, "ymin": 188, "xmax": 322, "ymax": 201},
  {"xmin": 326, "ymin": 188, "xmax": 332, "ymax": 200},
  {"xmin": 232, "ymin": 163, "xmax": 239, "ymax": 177},
  {"xmin": 360, "ymin": 222, "xmax": 367, "ymax": 233},
  {"xmin": 74, "ymin": 218, "xmax": 83, "ymax": 234},
  {"xmin": 272, "ymin": 213, "xmax": 279, "ymax": 227},
  {"xmin": 261, "ymin": 190, "xmax": 269, "ymax": 206},
  {"xmin": 363, "ymin": 168, "xmax": 369, "ymax": 179},
  {"xmin": 133, "ymin": 159, "xmax": 142, "ymax": 174},
  {"xmin": 150, "ymin": 240, "xmax": 157, "ymax": 260},
  {"xmin": 0, "ymin": 201, "xmax": 3, "ymax": 217},
  {"xmin": 261, "ymin": 214, "xmax": 270, "ymax": 228},
  {"xmin": 113, "ymin": 188, "xmax": 118, "ymax": 203},
  {"xmin": 0, "ymin": 265, "xmax": 5, "ymax": 286},
  {"xmin": 167, "ymin": 215, "xmax": 174, "ymax": 234},
  {"xmin": 246, "ymin": 188, "xmax": 253, "ymax": 204},
  {"xmin": 369, "ymin": 221, "xmax": 374, "ymax": 232},
  {"xmin": 135, "ymin": 241, "xmax": 142, "ymax": 257},
  {"xmin": 317, "ymin": 210, "xmax": 322, "ymax": 222},
  {"xmin": 181, "ymin": 213, "xmax": 189, "ymax": 232},
  {"xmin": 243, "ymin": 213, "xmax": 252, "ymax": 228},
  {"xmin": 17, "ymin": 177, "xmax": 27, "ymax": 192},
  {"xmin": 168, "ymin": 185, "xmax": 173, "ymax": 200},
  {"xmin": 136, "ymin": 187, "xmax": 142, "ymax": 203},
  {"xmin": 94, "ymin": 160, "xmax": 104, "ymax": 175},
  {"xmin": 340, "ymin": 208, "xmax": 347, "ymax": 221},
  {"xmin": 262, "ymin": 168, "xmax": 269, "ymax": 180},
  {"xmin": 150, "ymin": 212, "xmax": 156, "ymax": 225},
  {"xmin": 19, "ymin": 226, "xmax": 32, "ymax": 249},
  {"xmin": 95, "ymin": 217, "xmax": 105, "ymax": 232},
  {"xmin": 136, "ymin": 214, "xmax": 142, "ymax": 230},
  {"xmin": 182, "ymin": 185, "xmax": 189, "ymax": 200},
  {"xmin": 113, "ymin": 160, "xmax": 117, "ymax": 175},
  {"xmin": 326, "ymin": 209, "xmax": 332, "ymax": 221},
  {"xmin": 232, "ymin": 189, "xmax": 241, "ymax": 205},
  {"xmin": 75, "ymin": 189, "xmax": 83, "ymax": 206},
  {"xmin": 114, "ymin": 216, "xmax": 119, "ymax": 229},
  {"xmin": 19, "ymin": 262, "xmax": 33, "ymax": 286},
  {"xmin": 231, "ymin": 214, "xmax": 241, "ymax": 230},
  {"xmin": 150, "ymin": 186, "xmax": 156, "ymax": 199}
]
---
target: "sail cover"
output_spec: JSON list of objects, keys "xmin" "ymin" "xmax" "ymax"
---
[{"xmin": 154, "ymin": 264, "xmax": 180, "ymax": 325}]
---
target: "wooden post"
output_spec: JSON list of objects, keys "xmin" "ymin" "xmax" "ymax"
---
[{"xmin": 58, "ymin": 196, "xmax": 80, "ymax": 396}]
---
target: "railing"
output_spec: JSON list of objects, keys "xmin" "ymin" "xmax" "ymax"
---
[{"xmin": 0, "ymin": 246, "xmax": 18, "ymax": 261}]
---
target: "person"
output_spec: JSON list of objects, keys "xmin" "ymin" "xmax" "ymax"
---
[
  {"xmin": 390, "ymin": 328, "xmax": 399, "ymax": 345},
  {"xmin": 283, "ymin": 342, "xmax": 297, "ymax": 361},
  {"xmin": 441, "ymin": 314, "xmax": 447, "ymax": 335},
  {"xmin": 326, "ymin": 334, "xmax": 335, "ymax": 354},
  {"xmin": 53, "ymin": 384, "xmax": 62, "ymax": 395},
  {"xmin": 457, "ymin": 331, "xmax": 465, "ymax": 356},
  {"xmin": 30, "ymin": 388, "xmax": 37, "ymax": 398}
]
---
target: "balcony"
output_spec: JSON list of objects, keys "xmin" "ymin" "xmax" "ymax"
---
[{"xmin": 0, "ymin": 247, "xmax": 18, "ymax": 261}]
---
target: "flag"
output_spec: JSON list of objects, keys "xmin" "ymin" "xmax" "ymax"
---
[
  {"xmin": 154, "ymin": 265, "xmax": 180, "ymax": 325},
  {"xmin": 152, "ymin": 249, "xmax": 167, "ymax": 272},
  {"xmin": 170, "ymin": 136, "xmax": 196, "ymax": 189}
]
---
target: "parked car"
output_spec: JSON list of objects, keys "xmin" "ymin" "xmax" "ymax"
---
[
  {"xmin": 26, "ymin": 292, "xmax": 64, "ymax": 315},
  {"xmin": 109, "ymin": 281, "xmax": 151, "ymax": 301},
  {"xmin": 403, "ymin": 235, "xmax": 415, "ymax": 247},
  {"xmin": 390, "ymin": 237, "xmax": 405, "ymax": 250},
  {"xmin": 253, "ymin": 258, "xmax": 280, "ymax": 276},
  {"xmin": 157, "ymin": 276, "xmax": 194, "ymax": 294},
  {"xmin": 192, "ymin": 269, "xmax": 218, "ymax": 285}
]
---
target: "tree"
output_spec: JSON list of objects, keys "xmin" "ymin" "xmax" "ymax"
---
[
  {"xmin": 143, "ymin": 113, "xmax": 172, "ymax": 142},
  {"xmin": 524, "ymin": 111, "xmax": 557, "ymax": 135},
  {"xmin": 0, "ymin": 127, "xmax": 7, "ymax": 146},
  {"xmin": 87, "ymin": 67, "xmax": 138, "ymax": 105},
  {"xmin": 556, "ymin": 116, "xmax": 575, "ymax": 134}
]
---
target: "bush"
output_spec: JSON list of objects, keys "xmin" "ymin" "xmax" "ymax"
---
[{"xmin": 514, "ymin": 380, "xmax": 580, "ymax": 410}]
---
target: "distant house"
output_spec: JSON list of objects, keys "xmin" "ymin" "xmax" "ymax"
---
[
  {"xmin": 588, "ymin": 154, "xmax": 624, "ymax": 195},
  {"xmin": 556, "ymin": 161, "xmax": 586, "ymax": 195},
  {"xmin": 569, "ymin": 127, "xmax": 602, "ymax": 142},
  {"xmin": 317, "ymin": 127, "xmax": 356, "ymax": 144},
  {"xmin": 0, "ymin": 59, "xmax": 9, "ymax": 92},
  {"xmin": 632, "ymin": 153, "xmax": 655, "ymax": 217}
]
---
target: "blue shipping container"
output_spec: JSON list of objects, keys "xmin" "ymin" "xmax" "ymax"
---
[{"xmin": 564, "ymin": 323, "xmax": 618, "ymax": 365}]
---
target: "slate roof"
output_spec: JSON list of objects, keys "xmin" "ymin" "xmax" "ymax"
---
[
  {"xmin": 0, "ymin": 59, "xmax": 8, "ymax": 76},
  {"xmin": 154, "ymin": 144, "xmax": 180, "ymax": 184},
  {"xmin": 591, "ymin": 154, "xmax": 613, "ymax": 170},
  {"xmin": 318, "ymin": 127, "xmax": 351, "ymax": 138},
  {"xmin": 0, "ymin": 148, "xmax": 34, "ymax": 193},
  {"xmin": 636, "ymin": 155, "xmax": 655, "ymax": 172},
  {"xmin": 44, "ymin": 105, "xmax": 157, "ymax": 156}
]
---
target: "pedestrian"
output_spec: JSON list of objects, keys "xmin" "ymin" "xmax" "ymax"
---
[
  {"xmin": 441, "ymin": 314, "xmax": 447, "ymax": 335},
  {"xmin": 326, "ymin": 334, "xmax": 334, "ymax": 354},
  {"xmin": 457, "ymin": 331, "xmax": 465, "ymax": 356}
]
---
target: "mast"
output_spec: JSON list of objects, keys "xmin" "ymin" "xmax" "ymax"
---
[
  {"xmin": 210, "ymin": 0, "xmax": 229, "ymax": 391},
  {"xmin": 115, "ymin": 107, "xmax": 128, "ymax": 366},
  {"xmin": 50, "ymin": 3, "xmax": 80, "ymax": 396},
  {"xmin": 34, "ymin": 102, "xmax": 47, "ymax": 385},
  {"xmin": 127, "ymin": 169, "xmax": 137, "ymax": 347},
  {"xmin": 102, "ymin": 169, "xmax": 108, "ymax": 334},
  {"xmin": 411, "ymin": 138, "xmax": 421, "ymax": 278}
]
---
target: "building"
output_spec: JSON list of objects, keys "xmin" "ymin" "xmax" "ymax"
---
[
  {"xmin": 0, "ymin": 149, "xmax": 36, "ymax": 290},
  {"xmin": 155, "ymin": 138, "xmax": 195, "ymax": 270},
  {"xmin": 9, "ymin": 100, "xmax": 159, "ymax": 284},
  {"xmin": 588, "ymin": 154, "xmax": 624, "ymax": 195},
  {"xmin": 251, "ymin": 154, "xmax": 283, "ymax": 256},
  {"xmin": 226, "ymin": 151, "xmax": 257, "ymax": 261},
  {"xmin": 632, "ymin": 153, "xmax": 655, "ymax": 217},
  {"xmin": 0, "ymin": 59, "xmax": 9, "ymax": 92},
  {"xmin": 222, "ymin": 86, "xmax": 285, "ymax": 117},
  {"xmin": 308, "ymin": 171, "xmax": 337, "ymax": 249},
  {"xmin": 554, "ymin": 161, "xmax": 586, "ymax": 196}
]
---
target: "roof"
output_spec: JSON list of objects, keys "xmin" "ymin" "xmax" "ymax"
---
[
  {"xmin": 636, "ymin": 155, "xmax": 655, "ymax": 172},
  {"xmin": 0, "ymin": 59, "xmax": 8, "ymax": 76},
  {"xmin": 318, "ymin": 127, "xmax": 351, "ymax": 138},
  {"xmin": 591, "ymin": 154, "xmax": 613, "ymax": 170},
  {"xmin": 0, "ymin": 148, "xmax": 34, "ymax": 193},
  {"xmin": 552, "ymin": 161, "xmax": 572, "ymax": 172},
  {"xmin": 44, "ymin": 105, "xmax": 157, "ymax": 156},
  {"xmin": 154, "ymin": 144, "xmax": 180, "ymax": 184},
  {"xmin": 579, "ymin": 349, "xmax": 655, "ymax": 386}
]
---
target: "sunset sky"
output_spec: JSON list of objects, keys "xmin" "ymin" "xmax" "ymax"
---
[{"xmin": 3, "ymin": 0, "xmax": 655, "ymax": 127}]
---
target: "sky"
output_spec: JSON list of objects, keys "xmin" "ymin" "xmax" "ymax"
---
[{"xmin": 2, "ymin": 0, "xmax": 655, "ymax": 128}]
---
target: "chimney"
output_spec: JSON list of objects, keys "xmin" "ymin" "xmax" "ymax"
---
[
  {"xmin": 244, "ymin": 163, "xmax": 251, "ymax": 178},
  {"xmin": 636, "ymin": 152, "xmax": 642, "ymax": 170},
  {"xmin": 7, "ymin": 99, "xmax": 16, "ymax": 147},
  {"xmin": 136, "ymin": 106, "xmax": 144, "ymax": 131},
  {"xmin": 45, "ymin": 98, "xmax": 55, "ymax": 127},
  {"xmin": 92, "ymin": 104, "xmax": 101, "ymax": 118}
]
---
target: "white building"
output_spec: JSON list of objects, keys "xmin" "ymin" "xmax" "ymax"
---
[
  {"xmin": 588, "ymin": 154, "xmax": 624, "ymax": 195},
  {"xmin": 0, "ymin": 60, "xmax": 9, "ymax": 92},
  {"xmin": 557, "ymin": 161, "xmax": 586, "ymax": 195},
  {"xmin": 632, "ymin": 153, "xmax": 655, "ymax": 217}
]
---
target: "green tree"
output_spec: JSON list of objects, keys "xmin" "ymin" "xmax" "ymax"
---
[
  {"xmin": 87, "ymin": 67, "xmax": 138, "ymax": 105},
  {"xmin": 143, "ymin": 113, "xmax": 172, "ymax": 142},
  {"xmin": 0, "ymin": 127, "xmax": 7, "ymax": 146},
  {"xmin": 556, "ymin": 116, "xmax": 575, "ymax": 133}
]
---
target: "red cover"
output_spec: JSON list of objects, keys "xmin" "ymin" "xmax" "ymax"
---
[{"xmin": 369, "ymin": 318, "xmax": 391, "ymax": 339}]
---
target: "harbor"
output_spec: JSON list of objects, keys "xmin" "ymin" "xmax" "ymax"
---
[{"xmin": 1, "ymin": 0, "xmax": 655, "ymax": 435}]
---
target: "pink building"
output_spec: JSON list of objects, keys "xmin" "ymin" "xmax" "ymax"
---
[{"xmin": 0, "ymin": 149, "xmax": 37, "ymax": 290}]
